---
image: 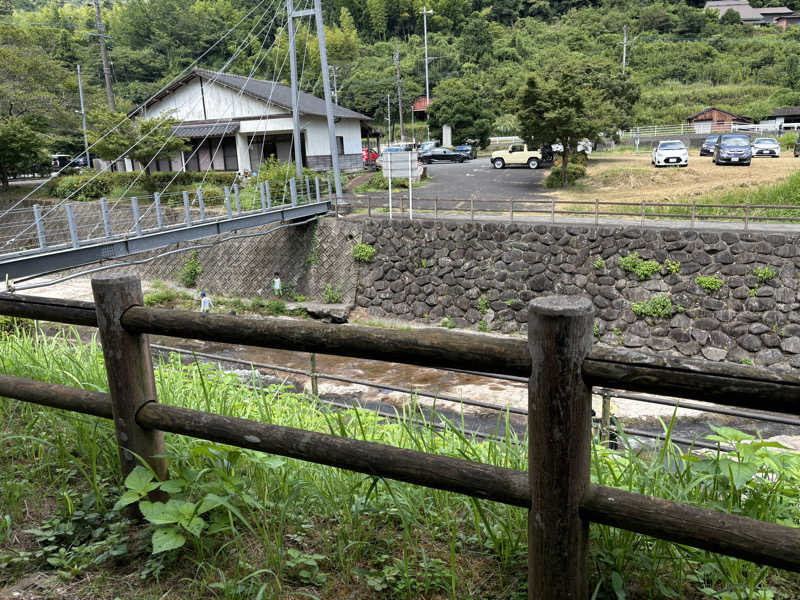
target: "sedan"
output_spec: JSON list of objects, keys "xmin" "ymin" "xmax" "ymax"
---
[
  {"xmin": 454, "ymin": 144, "xmax": 476, "ymax": 159},
  {"xmin": 420, "ymin": 148, "xmax": 468, "ymax": 164},
  {"xmin": 652, "ymin": 140, "xmax": 688, "ymax": 168},
  {"xmin": 699, "ymin": 135, "xmax": 719, "ymax": 156},
  {"xmin": 751, "ymin": 137, "xmax": 780, "ymax": 158},
  {"xmin": 713, "ymin": 134, "xmax": 752, "ymax": 166}
]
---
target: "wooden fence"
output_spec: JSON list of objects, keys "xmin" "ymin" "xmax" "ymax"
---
[
  {"xmin": 1, "ymin": 275, "xmax": 800, "ymax": 598},
  {"xmin": 350, "ymin": 195, "xmax": 800, "ymax": 229}
]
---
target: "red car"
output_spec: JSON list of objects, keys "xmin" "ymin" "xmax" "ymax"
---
[{"xmin": 362, "ymin": 147, "xmax": 378, "ymax": 163}]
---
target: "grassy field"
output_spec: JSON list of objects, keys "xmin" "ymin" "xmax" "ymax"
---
[
  {"xmin": 0, "ymin": 325, "xmax": 799, "ymax": 599},
  {"xmin": 551, "ymin": 152, "xmax": 800, "ymax": 222}
]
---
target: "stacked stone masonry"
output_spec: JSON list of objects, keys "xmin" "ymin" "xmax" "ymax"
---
[{"xmin": 356, "ymin": 218, "xmax": 800, "ymax": 371}]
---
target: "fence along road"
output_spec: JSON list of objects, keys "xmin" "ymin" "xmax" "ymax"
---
[{"xmin": 0, "ymin": 276, "xmax": 800, "ymax": 598}]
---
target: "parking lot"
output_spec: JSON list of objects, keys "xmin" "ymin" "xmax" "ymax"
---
[{"xmin": 414, "ymin": 158, "xmax": 551, "ymax": 202}]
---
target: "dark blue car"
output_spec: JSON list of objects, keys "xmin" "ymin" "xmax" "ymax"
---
[
  {"xmin": 454, "ymin": 144, "xmax": 476, "ymax": 159},
  {"xmin": 713, "ymin": 134, "xmax": 752, "ymax": 166}
]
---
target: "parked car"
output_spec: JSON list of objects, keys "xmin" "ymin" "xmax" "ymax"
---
[
  {"xmin": 454, "ymin": 144, "xmax": 476, "ymax": 159},
  {"xmin": 699, "ymin": 135, "xmax": 719, "ymax": 156},
  {"xmin": 418, "ymin": 140, "xmax": 439, "ymax": 153},
  {"xmin": 713, "ymin": 134, "xmax": 752, "ymax": 166},
  {"xmin": 490, "ymin": 143, "xmax": 544, "ymax": 169},
  {"xmin": 651, "ymin": 140, "xmax": 688, "ymax": 168},
  {"xmin": 420, "ymin": 147, "xmax": 468, "ymax": 164},
  {"xmin": 751, "ymin": 137, "xmax": 781, "ymax": 158}
]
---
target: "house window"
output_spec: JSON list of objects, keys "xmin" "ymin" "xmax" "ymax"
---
[{"xmin": 336, "ymin": 136, "xmax": 344, "ymax": 156}]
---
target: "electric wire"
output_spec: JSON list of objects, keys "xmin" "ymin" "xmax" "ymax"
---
[{"xmin": 0, "ymin": 0, "xmax": 272, "ymax": 223}]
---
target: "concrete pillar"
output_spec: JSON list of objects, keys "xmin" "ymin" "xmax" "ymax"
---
[
  {"xmin": 442, "ymin": 124, "xmax": 452, "ymax": 147},
  {"xmin": 235, "ymin": 132, "xmax": 252, "ymax": 174}
]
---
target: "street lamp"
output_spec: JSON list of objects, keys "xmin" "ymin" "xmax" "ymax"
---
[{"xmin": 421, "ymin": 6, "xmax": 433, "ymax": 141}]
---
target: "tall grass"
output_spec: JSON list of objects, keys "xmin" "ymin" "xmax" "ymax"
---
[{"xmin": 0, "ymin": 326, "xmax": 798, "ymax": 598}]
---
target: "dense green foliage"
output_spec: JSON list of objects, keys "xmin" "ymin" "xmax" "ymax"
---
[
  {"xmin": 0, "ymin": 327, "xmax": 799, "ymax": 597},
  {"xmin": 6, "ymin": 0, "xmax": 800, "ymax": 162}
]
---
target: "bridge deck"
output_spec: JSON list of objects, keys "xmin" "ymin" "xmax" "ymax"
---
[{"xmin": 0, "ymin": 201, "xmax": 330, "ymax": 281}]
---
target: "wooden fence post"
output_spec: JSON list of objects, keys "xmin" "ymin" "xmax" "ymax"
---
[
  {"xmin": 92, "ymin": 273, "xmax": 167, "ymax": 484},
  {"xmin": 527, "ymin": 296, "xmax": 594, "ymax": 600},
  {"xmin": 310, "ymin": 353, "xmax": 319, "ymax": 396}
]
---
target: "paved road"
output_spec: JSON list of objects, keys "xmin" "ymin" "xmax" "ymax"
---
[{"xmin": 413, "ymin": 158, "xmax": 551, "ymax": 201}]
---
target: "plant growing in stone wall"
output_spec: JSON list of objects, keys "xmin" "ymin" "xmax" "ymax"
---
[
  {"xmin": 631, "ymin": 294, "xmax": 679, "ymax": 319},
  {"xmin": 177, "ymin": 251, "xmax": 203, "ymax": 288},
  {"xmin": 351, "ymin": 242, "xmax": 376, "ymax": 263},
  {"xmin": 618, "ymin": 252, "xmax": 662, "ymax": 281},
  {"xmin": 754, "ymin": 266, "xmax": 777, "ymax": 284},
  {"xmin": 695, "ymin": 275, "xmax": 723, "ymax": 294},
  {"xmin": 322, "ymin": 284, "xmax": 343, "ymax": 304}
]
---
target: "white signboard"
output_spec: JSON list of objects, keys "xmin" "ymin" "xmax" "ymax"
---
[{"xmin": 381, "ymin": 151, "xmax": 422, "ymax": 181}]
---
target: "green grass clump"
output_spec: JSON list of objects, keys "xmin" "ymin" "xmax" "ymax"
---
[
  {"xmin": 322, "ymin": 284, "xmax": 343, "ymax": 304},
  {"xmin": 618, "ymin": 252, "xmax": 662, "ymax": 280},
  {"xmin": 477, "ymin": 296, "xmax": 490, "ymax": 315},
  {"xmin": 631, "ymin": 294, "xmax": 676, "ymax": 319},
  {"xmin": 695, "ymin": 275, "xmax": 724, "ymax": 293},
  {"xmin": 177, "ymin": 251, "xmax": 203, "ymax": 288},
  {"xmin": 0, "ymin": 328, "xmax": 799, "ymax": 599}
]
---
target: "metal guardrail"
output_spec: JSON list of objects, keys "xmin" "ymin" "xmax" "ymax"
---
[
  {"xmin": 348, "ymin": 195, "xmax": 800, "ymax": 228},
  {"xmin": 0, "ymin": 281, "xmax": 799, "ymax": 598}
]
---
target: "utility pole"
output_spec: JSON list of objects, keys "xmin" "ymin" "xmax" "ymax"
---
[
  {"xmin": 313, "ymin": 0, "xmax": 343, "ymax": 202},
  {"xmin": 77, "ymin": 65, "xmax": 90, "ymax": 168},
  {"xmin": 93, "ymin": 0, "xmax": 116, "ymax": 111},
  {"xmin": 622, "ymin": 24, "xmax": 628, "ymax": 74},
  {"xmin": 286, "ymin": 0, "xmax": 304, "ymax": 178},
  {"xmin": 421, "ymin": 6, "xmax": 433, "ymax": 141},
  {"xmin": 394, "ymin": 50, "xmax": 404, "ymax": 142}
]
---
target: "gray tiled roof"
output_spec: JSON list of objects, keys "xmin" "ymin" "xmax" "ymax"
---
[
  {"xmin": 173, "ymin": 122, "xmax": 240, "ymax": 138},
  {"xmin": 704, "ymin": 0, "xmax": 764, "ymax": 21},
  {"xmin": 194, "ymin": 68, "xmax": 370, "ymax": 121},
  {"xmin": 772, "ymin": 107, "xmax": 800, "ymax": 117}
]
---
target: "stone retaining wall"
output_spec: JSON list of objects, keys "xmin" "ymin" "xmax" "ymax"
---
[{"xmin": 356, "ymin": 218, "xmax": 800, "ymax": 370}]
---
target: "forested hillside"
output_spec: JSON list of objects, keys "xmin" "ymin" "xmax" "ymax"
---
[{"xmin": 4, "ymin": 0, "xmax": 800, "ymax": 156}]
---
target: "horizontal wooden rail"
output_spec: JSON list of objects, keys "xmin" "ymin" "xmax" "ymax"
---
[
  {"xmin": 581, "ymin": 486, "xmax": 800, "ymax": 572},
  {"xmin": 2, "ymin": 294, "xmax": 799, "ymax": 414},
  {"xmin": 2, "ymin": 372, "xmax": 799, "ymax": 572}
]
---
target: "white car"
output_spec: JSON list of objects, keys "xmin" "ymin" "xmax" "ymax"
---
[
  {"xmin": 751, "ymin": 137, "xmax": 780, "ymax": 158},
  {"xmin": 652, "ymin": 140, "xmax": 688, "ymax": 168}
]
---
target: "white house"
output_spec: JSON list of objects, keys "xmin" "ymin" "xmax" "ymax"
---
[{"xmin": 128, "ymin": 68, "xmax": 372, "ymax": 174}]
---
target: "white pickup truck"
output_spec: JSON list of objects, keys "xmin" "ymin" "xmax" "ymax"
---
[{"xmin": 490, "ymin": 143, "xmax": 544, "ymax": 169}]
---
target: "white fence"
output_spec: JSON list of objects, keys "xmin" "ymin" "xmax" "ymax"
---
[{"xmin": 619, "ymin": 122, "xmax": 781, "ymax": 139}]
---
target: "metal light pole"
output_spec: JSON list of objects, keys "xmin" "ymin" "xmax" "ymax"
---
[
  {"xmin": 387, "ymin": 94, "xmax": 391, "ymax": 144},
  {"xmin": 421, "ymin": 6, "xmax": 433, "ymax": 141},
  {"xmin": 77, "ymin": 65, "xmax": 90, "ymax": 168}
]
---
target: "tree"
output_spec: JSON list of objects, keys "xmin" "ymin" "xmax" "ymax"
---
[
  {"xmin": 720, "ymin": 8, "xmax": 741, "ymax": 25},
  {"xmin": 427, "ymin": 77, "xmax": 492, "ymax": 147},
  {"xmin": 88, "ymin": 109, "xmax": 189, "ymax": 175},
  {"xmin": 517, "ymin": 55, "xmax": 638, "ymax": 186},
  {"xmin": 0, "ymin": 117, "xmax": 47, "ymax": 191}
]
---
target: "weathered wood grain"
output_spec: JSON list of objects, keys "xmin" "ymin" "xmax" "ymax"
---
[
  {"xmin": 0, "ymin": 374, "xmax": 111, "ymax": 418},
  {"xmin": 582, "ymin": 484, "xmax": 800, "ymax": 571},
  {"xmin": 136, "ymin": 401, "xmax": 530, "ymax": 507},
  {"xmin": 92, "ymin": 274, "xmax": 167, "ymax": 483},
  {"xmin": 527, "ymin": 296, "xmax": 594, "ymax": 600},
  {"xmin": 0, "ymin": 292, "xmax": 97, "ymax": 326}
]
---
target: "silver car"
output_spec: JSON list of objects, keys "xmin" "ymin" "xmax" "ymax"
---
[
  {"xmin": 652, "ymin": 140, "xmax": 688, "ymax": 168},
  {"xmin": 751, "ymin": 137, "xmax": 781, "ymax": 158}
]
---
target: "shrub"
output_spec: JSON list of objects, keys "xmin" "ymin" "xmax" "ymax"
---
[
  {"xmin": 544, "ymin": 163, "xmax": 586, "ymax": 188},
  {"xmin": 322, "ymin": 284, "xmax": 343, "ymax": 304},
  {"xmin": 264, "ymin": 299, "xmax": 286, "ymax": 315},
  {"xmin": 53, "ymin": 172, "xmax": 113, "ymax": 199},
  {"xmin": 631, "ymin": 294, "xmax": 676, "ymax": 319},
  {"xmin": 780, "ymin": 131, "xmax": 798, "ymax": 151},
  {"xmin": 177, "ymin": 251, "xmax": 203, "ymax": 288},
  {"xmin": 440, "ymin": 316, "xmax": 455, "ymax": 328},
  {"xmin": 618, "ymin": 252, "xmax": 662, "ymax": 280},
  {"xmin": 352, "ymin": 242, "xmax": 376, "ymax": 263},
  {"xmin": 754, "ymin": 265, "xmax": 777, "ymax": 283},
  {"xmin": 254, "ymin": 157, "xmax": 319, "ymax": 199},
  {"xmin": 695, "ymin": 275, "xmax": 723, "ymax": 293},
  {"xmin": 354, "ymin": 172, "xmax": 410, "ymax": 193}
]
